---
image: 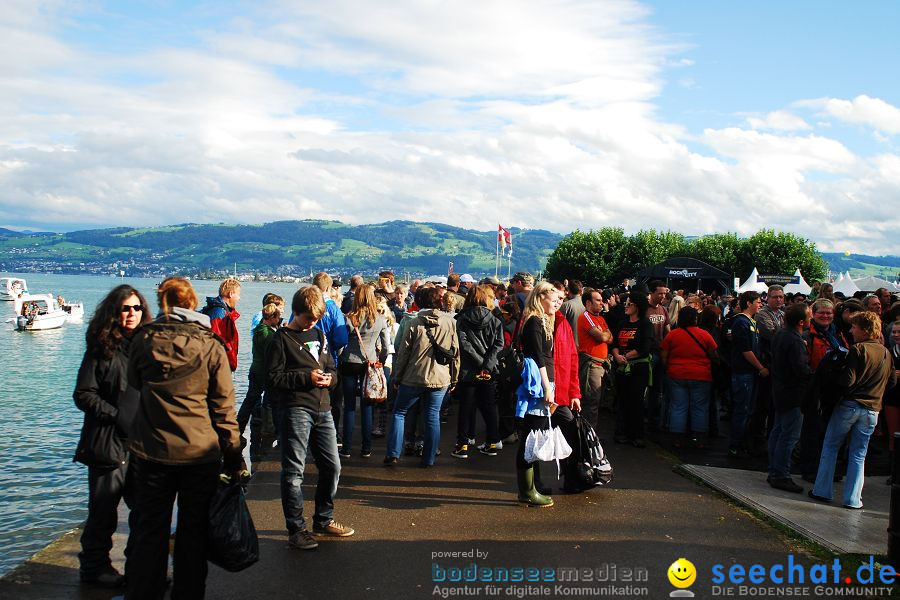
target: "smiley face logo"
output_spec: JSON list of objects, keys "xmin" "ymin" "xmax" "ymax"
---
[{"xmin": 668, "ymin": 558, "xmax": 696, "ymax": 588}]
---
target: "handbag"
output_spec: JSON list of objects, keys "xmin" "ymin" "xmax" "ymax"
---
[
  {"xmin": 208, "ymin": 476, "xmax": 259, "ymax": 572},
  {"xmin": 355, "ymin": 325, "xmax": 387, "ymax": 404},
  {"xmin": 524, "ymin": 416, "xmax": 573, "ymax": 477},
  {"xmin": 498, "ymin": 320, "xmax": 525, "ymax": 390},
  {"xmin": 74, "ymin": 419, "xmax": 126, "ymax": 468}
]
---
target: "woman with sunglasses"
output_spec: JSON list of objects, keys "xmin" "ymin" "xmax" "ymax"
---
[
  {"xmin": 73, "ymin": 285, "xmax": 152, "ymax": 588},
  {"xmin": 612, "ymin": 291, "xmax": 654, "ymax": 448}
]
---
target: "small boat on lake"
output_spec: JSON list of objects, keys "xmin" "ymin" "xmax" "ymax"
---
[
  {"xmin": 9, "ymin": 294, "xmax": 68, "ymax": 331},
  {"xmin": 0, "ymin": 277, "xmax": 28, "ymax": 301},
  {"xmin": 61, "ymin": 301, "xmax": 85, "ymax": 322}
]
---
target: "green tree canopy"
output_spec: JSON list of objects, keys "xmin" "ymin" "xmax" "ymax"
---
[{"xmin": 545, "ymin": 228, "xmax": 828, "ymax": 288}]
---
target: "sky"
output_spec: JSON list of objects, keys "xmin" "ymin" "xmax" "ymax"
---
[{"xmin": 1, "ymin": 0, "xmax": 898, "ymax": 254}]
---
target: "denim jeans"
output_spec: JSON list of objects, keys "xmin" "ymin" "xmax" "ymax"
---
[
  {"xmin": 342, "ymin": 373, "xmax": 373, "ymax": 455},
  {"xmin": 729, "ymin": 373, "xmax": 757, "ymax": 451},
  {"xmin": 767, "ymin": 407, "xmax": 803, "ymax": 480},
  {"xmin": 279, "ymin": 406, "xmax": 341, "ymax": 534},
  {"xmin": 812, "ymin": 400, "xmax": 877, "ymax": 508},
  {"xmin": 667, "ymin": 377, "xmax": 711, "ymax": 435},
  {"xmin": 125, "ymin": 457, "xmax": 219, "ymax": 600},
  {"xmin": 387, "ymin": 385, "xmax": 446, "ymax": 465}
]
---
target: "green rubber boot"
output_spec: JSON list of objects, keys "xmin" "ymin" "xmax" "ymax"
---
[{"xmin": 517, "ymin": 467, "xmax": 554, "ymax": 508}]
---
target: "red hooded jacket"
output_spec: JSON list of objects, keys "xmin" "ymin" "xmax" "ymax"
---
[{"xmin": 553, "ymin": 313, "xmax": 581, "ymax": 407}]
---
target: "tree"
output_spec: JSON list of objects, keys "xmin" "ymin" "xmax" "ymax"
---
[
  {"xmin": 687, "ymin": 233, "xmax": 743, "ymax": 276},
  {"xmin": 738, "ymin": 230, "xmax": 828, "ymax": 282},
  {"xmin": 623, "ymin": 230, "xmax": 688, "ymax": 274},
  {"xmin": 544, "ymin": 228, "xmax": 630, "ymax": 287}
]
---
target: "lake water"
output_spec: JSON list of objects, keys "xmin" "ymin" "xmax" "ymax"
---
[{"xmin": 0, "ymin": 273, "xmax": 311, "ymax": 576}]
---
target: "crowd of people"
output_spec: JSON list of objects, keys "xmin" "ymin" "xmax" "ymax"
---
[{"xmin": 70, "ymin": 270, "xmax": 899, "ymax": 597}]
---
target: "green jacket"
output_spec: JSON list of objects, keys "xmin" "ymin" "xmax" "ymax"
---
[{"xmin": 250, "ymin": 321, "xmax": 277, "ymax": 379}]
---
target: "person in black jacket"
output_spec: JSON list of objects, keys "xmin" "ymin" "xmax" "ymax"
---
[
  {"xmin": 73, "ymin": 284, "xmax": 151, "ymax": 587},
  {"xmin": 267, "ymin": 286, "xmax": 354, "ymax": 551},
  {"xmin": 611, "ymin": 291, "xmax": 653, "ymax": 448},
  {"xmin": 452, "ymin": 285, "xmax": 504, "ymax": 459},
  {"xmin": 767, "ymin": 303, "xmax": 813, "ymax": 493}
]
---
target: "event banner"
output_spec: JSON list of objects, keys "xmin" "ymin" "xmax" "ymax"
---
[{"xmin": 758, "ymin": 274, "xmax": 800, "ymax": 285}]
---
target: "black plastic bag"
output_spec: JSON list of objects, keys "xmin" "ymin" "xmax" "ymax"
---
[{"xmin": 208, "ymin": 480, "xmax": 259, "ymax": 572}]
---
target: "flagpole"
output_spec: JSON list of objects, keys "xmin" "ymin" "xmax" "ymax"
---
[
  {"xmin": 495, "ymin": 226, "xmax": 500, "ymax": 278},
  {"xmin": 507, "ymin": 231, "xmax": 512, "ymax": 280}
]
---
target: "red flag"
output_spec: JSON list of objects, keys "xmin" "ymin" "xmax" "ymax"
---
[{"xmin": 498, "ymin": 225, "xmax": 511, "ymax": 252}]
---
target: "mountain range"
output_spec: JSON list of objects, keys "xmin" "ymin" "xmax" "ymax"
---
[{"xmin": 1, "ymin": 221, "xmax": 898, "ymax": 280}]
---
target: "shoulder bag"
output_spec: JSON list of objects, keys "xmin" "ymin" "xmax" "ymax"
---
[{"xmin": 355, "ymin": 324, "xmax": 387, "ymax": 404}]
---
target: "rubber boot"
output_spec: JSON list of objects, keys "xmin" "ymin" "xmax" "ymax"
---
[
  {"xmin": 533, "ymin": 462, "xmax": 552, "ymax": 496},
  {"xmin": 516, "ymin": 467, "xmax": 554, "ymax": 508}
]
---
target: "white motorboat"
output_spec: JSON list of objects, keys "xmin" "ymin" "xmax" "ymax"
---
[
  {"xmin": 9, "ymin": 294, "xmax": 68, "ymax": 331},
  {"xmin": 0, "ymin": 277, "xmax": 28, "ymax": 301},
  {"xmin": 61, "ymin": 301, "xmax": 85, "ymax": 322}
]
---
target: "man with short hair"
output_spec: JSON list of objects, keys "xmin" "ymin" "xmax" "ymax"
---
[
  {"xmin": 729, "ymin": 291, "xmax": 769, "ymax": 457},
  {"xmin": 202, "ymin": 278, "xmax": 241, "ymax": 372},
  {"xmin": 645, "ymin": 280, "xmax": 670, "ymax": 431},
  {"xmin": 560, "ymin": 280, "xmax": 585, "ymax": 345},
  {"xmin": 509, "ymin": 272, "xmax": 535, "ymax": 310},
  {"xmin": 312, "ymin": 272, "xmax": 349, "ymax": 446},
  {"xmin": 407, "ymin": 279, "xmax": 422, "ymax": 311},
  {"xmin": 753, "ymin": 284, "xmax": 786, "ymax": 446},
  {"xmin": 767, "ymin": 303, "xmax": 813, "ymax": 493},
  {"xmin": 445, "ymin": 273, "xmax": 466, "ymax": 313},
  {"xmin": 875, "ymin": 287, "xmax": 892, "ymax": 312},
  {"xmin": 577, "ymin": 288, "xmax": 612, "ymax": 428},
  {"xmin": 863, "ymin": 294, "xmax": 883, "ymax": 316},
  {"xmin": 341, "ymin": 274, "xmax": 363, "ymax": 314},
  {"xmin": 267, "ymin": 286, "xmax": 354, "ymax": 550}
]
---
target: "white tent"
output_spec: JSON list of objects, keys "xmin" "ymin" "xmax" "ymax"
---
[
  {"xmin": 836, "ymin": 272, "xmax": 844, "ymax": 282},
  {"xmin": 783, "ymin": 269, "xmax": 812, "ymax": 295},
  {"xmin": 852, "ymin": 275, "xmax": 896, "ymax": 293},
  {"xmin": 833, "ymin": 272, "xmax": 860, "ymax": 296},
  {"xmin": 737, "ymin": 267, "xmax": 768, "ymax": 293}
]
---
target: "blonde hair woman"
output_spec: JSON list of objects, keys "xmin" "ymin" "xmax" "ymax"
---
[
  {"xmin": 340, "ymin": 284, "xmax": 391, "ymax": 458},
  {"xmin": 515, "ymin": 281, "xmax": 563, "ymax": 507},
  {"xmin": 125, "ymin": 277, "xmax": 241, "ymax": 599}
]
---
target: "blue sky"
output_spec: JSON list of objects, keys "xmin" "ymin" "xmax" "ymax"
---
[{"xmin": 1, "ymin": 0, "xmax": 898, "ymax": 254}]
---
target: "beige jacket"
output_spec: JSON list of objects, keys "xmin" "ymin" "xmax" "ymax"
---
[
  {"xmin": 127, "ymin": 308, "xmax": 240, "ymax": 466},
  {"xmin": 393, "ymin": 309, "xmax": 460, "ymax": 388}
]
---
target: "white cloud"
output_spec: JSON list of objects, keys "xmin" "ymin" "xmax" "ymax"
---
[
  {"xmin": 746, "ymin": 110, "xmax": 811, "ymax": 132},
  {"xmin": 800, "ymin": 95, "xmax": 900, "ymax": 135},
  {"xmin": 0, "ymin": 1, "xmax": 898, "ymax": 256}
]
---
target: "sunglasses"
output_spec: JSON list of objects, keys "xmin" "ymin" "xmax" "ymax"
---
[{"xmin": 121, "ymin": 305, "xmax": 144, "ymax": 313}]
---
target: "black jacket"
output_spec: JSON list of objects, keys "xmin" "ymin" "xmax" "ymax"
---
[
  {"xmin": 73, "ymin": 337, "xmax": 136, "ymax": 468},
  {"xmin": 771, "ymin": 328, "xmax": 812, "ymax": 412},
  {"xmin": 456, "ymin": 306, "xmax": 504, "ymax": 383},
  {"xmin": 267, "ymin": 327, "xmax": 338, "ymax": 412}
]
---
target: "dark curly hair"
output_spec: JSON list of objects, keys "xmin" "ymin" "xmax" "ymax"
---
[{"xmin": 86, "ymin": 285, "xmax": 152, "ymax": 359}]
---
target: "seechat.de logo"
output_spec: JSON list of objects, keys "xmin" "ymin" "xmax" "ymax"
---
[{"xmin": 668, "ymin": 558, "xmax": 696, "ymax": 598}]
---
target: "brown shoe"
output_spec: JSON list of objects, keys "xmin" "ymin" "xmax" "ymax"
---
[
  {"xmin": 313, "ymin": 519, "xmax": 355, "ymax": 537},
  {"xmin": 288, "ymin": 529, "xmax": 318, "ymax": 550}
]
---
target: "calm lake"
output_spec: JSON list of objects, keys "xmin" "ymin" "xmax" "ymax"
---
[{"xmin": 0, "ymin": 273, "xmax": 310, "ymax": 576}]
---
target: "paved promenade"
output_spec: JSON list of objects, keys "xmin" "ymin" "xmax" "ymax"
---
[{"xmin": 1, "ymin": 416, "xmax": 892, "ymax": 600}]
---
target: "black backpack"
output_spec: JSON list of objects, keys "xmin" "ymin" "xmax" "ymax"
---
[
  {"xmin": 497, "ymin": 319, "xmax": 524, "ymax": 392},
  {"xmin": 570, "ymin": 413, "xmax": 613, "ymax": 490}
]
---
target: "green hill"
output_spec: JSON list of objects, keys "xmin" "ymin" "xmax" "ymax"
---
[{"xmin": 0, "ymin": 220, "xmax": 561, "ymax": 277}]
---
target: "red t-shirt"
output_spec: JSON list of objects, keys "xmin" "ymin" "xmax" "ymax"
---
[
  {"xmin": 577, "ymin": 311, "xmax": 609, "ymax": 359},
  {"xmin": 660, "ymin": 327, "xmax": 717, "ymax": 382}
]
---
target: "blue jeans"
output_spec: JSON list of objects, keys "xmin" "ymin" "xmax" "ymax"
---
[
  {"xmin": 767, "ymin": 407, "xmax": 803, "ymax": 479},
  {"xmin": 387, "ymin": 385, "xmax": 446, "ymax": 465},
  {"xmin": 342, "ymin": 374, "xmax": 373, "ymax": 455},
  {"xmin": 237, "ymin": 373, "xmax": 264, "ymax": 432},
  {"xmin": 667, "ymin": 377, "xmax": 710, "ymax": 435},
  {"xmin": 279, "ymin": 407, "xmax": 341, "ymax": 534},
  {"xmin": 729, "ymin": 373, "xmax": 757, "ymax": 451},
  {"xmin": 812, "ymin": 400, "xmax": 877, "ymax": 508}
]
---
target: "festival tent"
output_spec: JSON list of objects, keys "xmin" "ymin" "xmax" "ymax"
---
[
  {"xmin": 833, "ymin": 272, "xmax": 860, "ymax": 296},
  {"xmin": 636, "ymin": 257, "xmax": 732, "ymax": 292},
  {"xmin": 736, "ymin": 267, "xmax": 768, "ymax": 293},
  {"xmin": 783, "ymin": 269, "xmax": 812, "ymax": 295},
  {"xmin": 852, "ymin": 275, "xmax": 897, "ymax": 293}
]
